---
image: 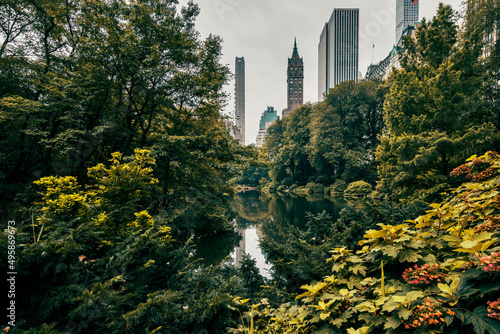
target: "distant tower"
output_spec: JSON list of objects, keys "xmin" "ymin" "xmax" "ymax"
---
[
  {"xmin": 256, "ymin": 106, "xmax": 279, "ymax": 148},
  {"xmin": 396, "ymin": 0, "xmax": 419, "ymax": 45},
  {"xmin": 283, "ymin": 39, "xmax": 304, "ymax": 118},
  {"xmin": 234, "ymin": 57, "xmax": 245, "ymax": 145},
  {"xmin": 318, "ymin": 8, "xmax": 359, "ymax": 101}
]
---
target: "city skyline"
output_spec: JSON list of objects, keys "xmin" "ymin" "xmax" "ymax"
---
[{"xmin": 178, "ymin": 0, "xmax": 464, "ymax": 145}]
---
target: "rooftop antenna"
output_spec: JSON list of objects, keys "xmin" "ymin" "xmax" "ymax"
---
[{"xmin": 371, "ymin": 43, "xmax": 375, "ymax": 64}]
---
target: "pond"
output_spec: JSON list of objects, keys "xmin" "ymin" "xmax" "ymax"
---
[{"xmin": 230, "ymin": 191, "xmax": 346, "ymax": 276}]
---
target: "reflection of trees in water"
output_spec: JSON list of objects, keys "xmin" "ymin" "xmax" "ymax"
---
[
  {"xmin": 194, "ymin": 228, "xmax": 240, "ymax": 265},
  {"xmin": 231, "ymin": 191, "xmax": 273, "ymax": 229},
  {"xmin": 259, "ymin": 216, "xmax": 289, "ymax": 252}
]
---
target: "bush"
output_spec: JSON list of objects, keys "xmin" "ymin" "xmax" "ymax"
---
[
  {"xmin": 306, "ymin": 182, "xmax": 326, "ymax": 194},
  {"xmin": 344, "ymin": 180, "xmax": 372, "ymax": 197},
  {"xmin": 292, "ymin": 186, "xmax": 309, "ymax": 195},
  {"xmin": 264, "ymin": 180, "xmax": 279, "ymax": 192},
  {"xmin": 330, "ymin": 179, "xmax": 347, "ymax": 196}
]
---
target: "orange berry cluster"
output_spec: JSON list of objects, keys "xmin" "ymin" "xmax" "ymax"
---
[
  {"xmin": 450, "ymin": 151, "xmax": 500, "ymax": 181},
  {"xmin": 487, "ymin": 299, "xmax": 500, "ymax": 320},
  {"xmin": 471, "ymin": 167, "xmax": 496, "ymax": 181},
  {"xmin": 474, "ymin": 215, "xmax": 500, "ymax": 233},
  {"xmin": 404, "ymin": 298, "xmax": 454, "ymax": 330},
  {"xmin": 479, "ymin": 252, "xmax": 500, "ymax": 272},
  {"xmin": 402, "ymin": 264, "xmax": 445, "ymax": 285}
]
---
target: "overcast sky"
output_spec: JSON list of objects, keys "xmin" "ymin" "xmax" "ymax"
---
[{"xmin": 179, "ymin": 0, "xmax": 465, "ymax": 144}]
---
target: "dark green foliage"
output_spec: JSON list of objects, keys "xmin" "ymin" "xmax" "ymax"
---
[
  {"xmin": 377, "ymin": 4, "xmax": 500, "ymax": 202},
  {"xmin": 238, "ymin": 253, "xmax": 266, "ymax": 296},
  {"xmin": 332, "ymin": 199, "xmax": 427, "ymax": 250},
  {"xmin": 265, "ymin": 80, "xmax": 386, "ymax": 189}
]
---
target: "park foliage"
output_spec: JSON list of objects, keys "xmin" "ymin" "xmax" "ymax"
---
[
  {"xmin": 232, "ymin": 151, "xmax": 500, "ymax": 334},
  {"xmin": 0, "ymin": 0, "xmax": 499, "ymax": 333}
]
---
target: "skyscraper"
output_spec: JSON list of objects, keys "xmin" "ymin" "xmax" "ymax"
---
[
  {"xmin": 282, "ymin": 39, "xmax": 304, "ymax": 118},
  {"xmin": 318, "ymin": 8, "xmax": 359, "ymax": 101},
  {"xmin": 255, "ymin": 106, "xmax": 279, "ymax": 148},
  {"xmin": 234, "ymin": 57, "xmax": 245, "ymax": 145},
  {"xmin": 396, "ymin": 0, "xmax": 419, "ymax": 45}
]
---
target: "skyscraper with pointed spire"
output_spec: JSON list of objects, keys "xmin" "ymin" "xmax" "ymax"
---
[{"xmin": 282, "ymin": 39, "xmax": 304, "ymax": 118}]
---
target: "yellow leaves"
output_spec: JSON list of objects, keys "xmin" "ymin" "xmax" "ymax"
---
[
  {"xmin": 92, "ymin": 212, "xmax": 108, "ymax": 226},
  {"xmin": 451, "ymin": 230, "xmax": 497, "ymax": 255},
  {"xmin": 144, "ymin": 260, "xmax": 155, "ymax": 268},
  {"xmin": 158, "ymin": 225, "xmax": 172, "ymax": 243},
  {"xmin": 33, "ymin": 150, "xmax": 164, "ymax": 244},
  {"xmin": 130, "ymin": 210, "xmax": 154, "ymax": 229},
  {"xmin": 437, "ymin": 276, "xmax": 461, "ymax": 306},
  {"xmin": 295, "ymin": 282, "xmax": 328, "ymax": 300},
  {"xmin": 347, "ymin": 326, "xmax": 371, "ymax": 334}
]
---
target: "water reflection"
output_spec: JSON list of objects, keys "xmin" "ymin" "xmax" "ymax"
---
[{"xmin": 231, "ymin": 191, "xmax": 346, "ymax": 275}]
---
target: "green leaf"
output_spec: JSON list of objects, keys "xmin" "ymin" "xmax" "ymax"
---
[
  {"xmin": 460, "ymin": 240, "xmax": 478, "ymax": 249},
  {"xmin": 383, "ymin": 244, "xmax": 403, "ymax": 258},
  {"xmin": 398, "ymin": 308, "xmax": 413, "ymax": 320},
  {"xmin": 384, "ymin": 316, "xmax": 402, "ymax": 330},
  {"xmin": 464, "ymin": 306, "xmax": 500, "ymax": 334},
  {"xmin": 320, "ymin": 312, "xmax": 331, "ymax": 320},
  {"xmin": 398, "ymin": 249, "xmax": 423, "ymax": 263}
]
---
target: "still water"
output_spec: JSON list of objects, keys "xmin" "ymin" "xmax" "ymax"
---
[{"xmin": 230, "ymin": 191, "xmax": 345, "ymax": 276}]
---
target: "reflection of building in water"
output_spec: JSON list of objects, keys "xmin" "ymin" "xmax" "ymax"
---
[
  {"xmin": 234, "ymin": 224, "xmax": 265, "ymax": 267},
  {"xmin": 234, "ymin": 227, "xmax": 245, "ymax": 267}
]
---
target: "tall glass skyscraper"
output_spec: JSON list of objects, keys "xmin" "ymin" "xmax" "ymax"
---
[
  {"xmin": 234, "ymin": 57, "xmax": 245, "ymax": 145},
  {"xmin": 318, "ymin": 8, "xmax": 359, "ymax": 101},
  {"xmin": 396, "ymin": 0, "xmax": 419, "ymax": 45}
]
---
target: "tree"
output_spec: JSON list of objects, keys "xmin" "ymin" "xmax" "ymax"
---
[
  {"xmin": 308, "ymin": 80, "xmax": 385, "ymax": 184},
  {"xmin": 376, "ymin": 4, "xmax": 500, "ymax": 202},
  {"xmin": 6, "ymin": 150, "xmax": 243, "ymax": 333},
  {"xmin": 0, "ymin": 0, "xmax": 245, "ymax": 241}
]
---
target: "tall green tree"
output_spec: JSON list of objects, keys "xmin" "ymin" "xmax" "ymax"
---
[
  {"xmin": 308, "ymin": 80, "xmax": 386, "ymax": 184},
  {"xmin": 0, "ymin": 0, "xmax": 245, "ymax": 240},
  {"xmin": 376, "ymin": 4, "xmax": 500, "ymax": 201},
  {"xmin": 265, "ymin": 103, "xmax": 314, "ymax": 186}
]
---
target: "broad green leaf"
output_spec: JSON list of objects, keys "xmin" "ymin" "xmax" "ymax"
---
[
  {"xmin": 384, "ymin": 316, "xmax": 402, "ymax": 330},
  {"xmin": 320, "ymin": 312, "xmax": 331, "ymax": 320},
  {"xmin": 464, "ymin": 306, "xmax": 500, "ymax": 334},
  {"xmin": 460, "ymin": 240, "xmax": 478, "ymax": 249}
]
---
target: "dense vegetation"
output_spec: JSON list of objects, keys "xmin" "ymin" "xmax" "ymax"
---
[
  {"xmin": 0, "ymin": 0, "xmax": 256, "ymax": 332},
  {"xmin": 233, "ymin": 151, "xmax": 500, "ymax": 334},
  {"xmin": 263, "ymin": 2, "xmax": 500, "ymax": 202},
  {"xmin": 1, "ymin": 0, "xmax": 499, "ymax": 333}
]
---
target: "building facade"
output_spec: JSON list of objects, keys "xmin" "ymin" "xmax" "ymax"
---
[
  {"xmin": 255, "ymin": 106, "xmax": 279, "ymax": 148},
  {"xmin": 396, "ymin": 0, "xmax": 419, "ymax": 45},
  {"xmin": 366, "ymin": 0, "xmax": 419, "ymax": 81},
  {"xmin": 318, "ymin": 8, "xmax": 359, "ymax": 101},
  {"xmin": 283, "ymin": 39, "xmax": 304, "ymax": 118},
  {"xmin": 234, "ymin": 57, "xmax": 245, "ymax": 145}
]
